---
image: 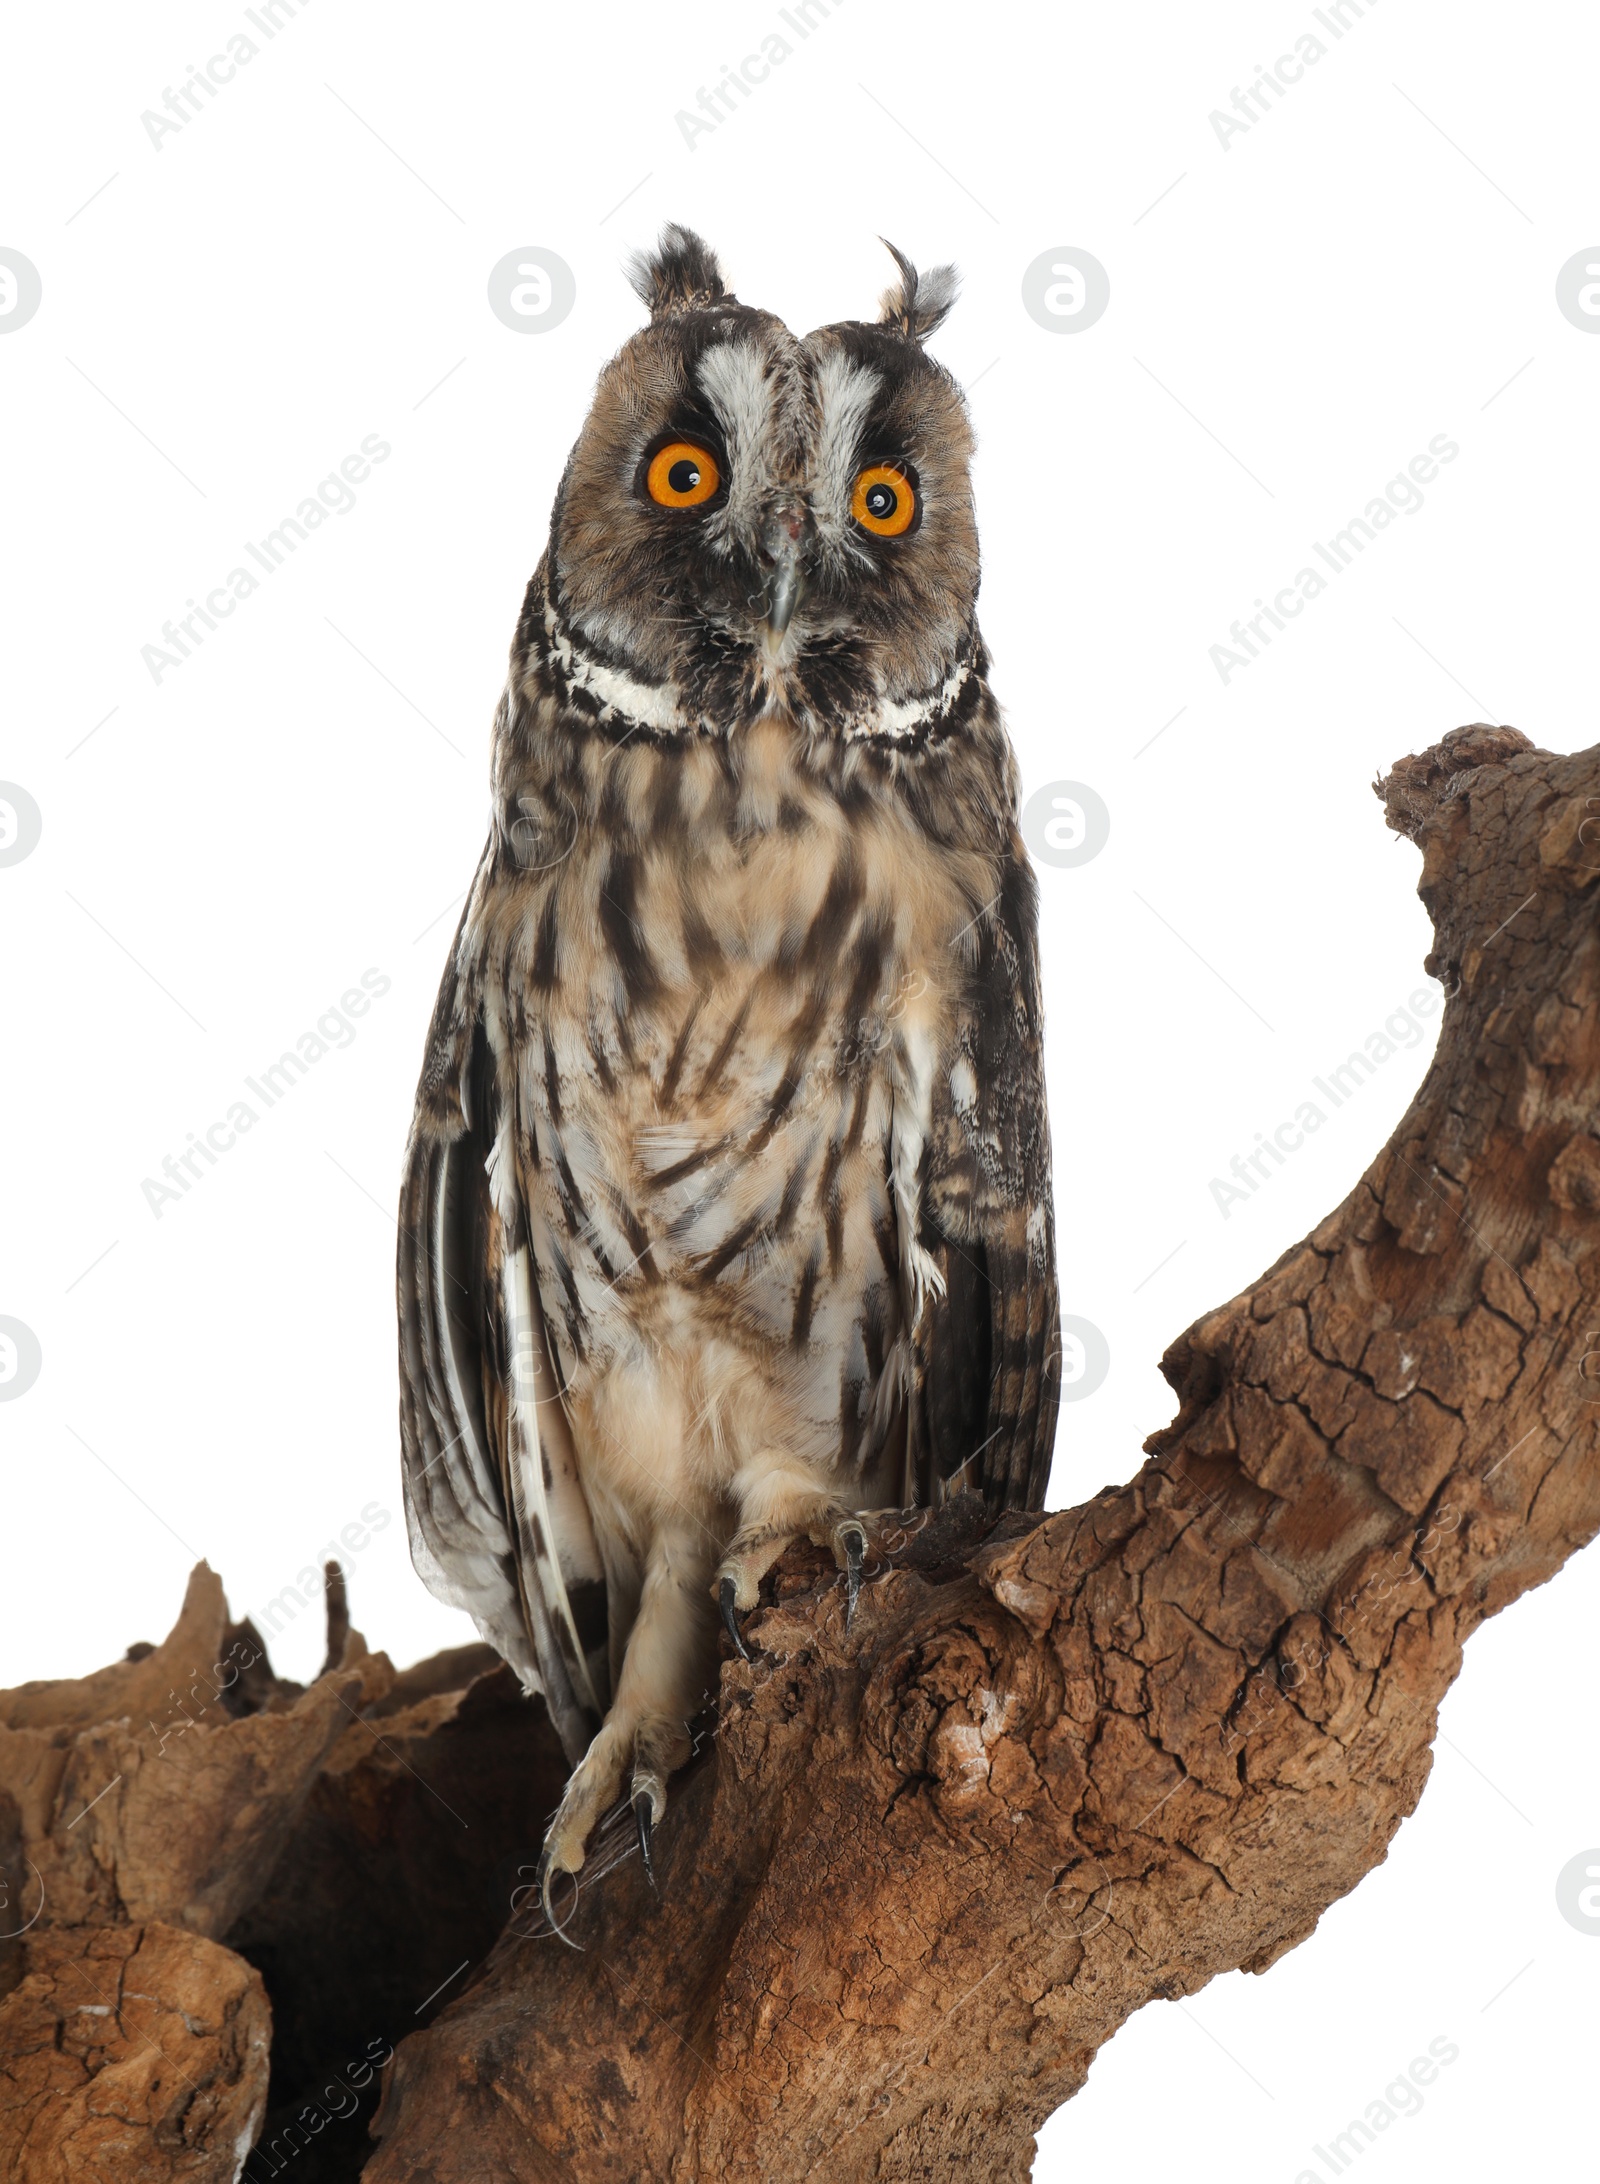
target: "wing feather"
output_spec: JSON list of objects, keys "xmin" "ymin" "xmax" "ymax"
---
[
  {"xmin": 907, "ymin": 842, "xmax": 1060, "ymax": 1512},
  {"xmin": 397, "ymin": 920, "xmax": 608, "ymax": 1766}
]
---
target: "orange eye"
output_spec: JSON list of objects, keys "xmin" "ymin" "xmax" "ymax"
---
[
  {"xmin": 645, "ymin": 440, "xmax": 720, "ymax": 508},
  {"xmin": 851, "ymin": 462, "xmax": 917, "ymax": 537}
]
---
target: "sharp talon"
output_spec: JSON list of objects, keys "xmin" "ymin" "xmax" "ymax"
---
[
  {"xmin": 634, "ymin": 1792, "xmax": 657, "ymax": 1893},
  {"xmin": 842, "ymin": 1523, "xmax": 867, "ymax": 1626},
  {"xmin": 537, "ymin": 1849, "xmax": 584, "ymax": 1951},
  {"xmin": 719, "ymin": 1575, "xmax": 753, "ymax": 1661}
]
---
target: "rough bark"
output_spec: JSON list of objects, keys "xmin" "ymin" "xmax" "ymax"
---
[
  {"xmin": 0, "ymin": 1578, "xmax": 561, "ymax": 2182},
  {"xmin": 363, "ymin": 724, "xmax": 1600, "ymax": 2181},
  {"xmin": 2, "ymin": 722, "xmax": 1597, "ymax": 2182},
  {"xmin": 0, "ymin": 1921, "xmax": 271, "ymax": 2183}
]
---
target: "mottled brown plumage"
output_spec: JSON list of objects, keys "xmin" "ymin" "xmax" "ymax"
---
[{"xmin": 397, "ymin": 226, "xmax": 1059, "ymax": 1899}]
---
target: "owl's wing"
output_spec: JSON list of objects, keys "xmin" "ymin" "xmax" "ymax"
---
[
  {"xmin": 905, "ymin": 846, "xmax": 1061, "ymax": 1512},
  {"xmin": 397, "ymin": 906, "xmax": 608, "ymax": 1767}
]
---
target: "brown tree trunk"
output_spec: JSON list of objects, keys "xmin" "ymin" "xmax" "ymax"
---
[
  {"xmin": 3, "ymin": 723, "xmax": 1597, "ymax": 2184},
  {"xmin": 363, "ymin": 722, "xmax": 1600, "ymax": 2181}
]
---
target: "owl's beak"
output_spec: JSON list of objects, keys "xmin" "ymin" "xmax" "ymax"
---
[
  {"xmin": 765, "ymin": 552, "xmax": 804, "ymax": 638},
  {"xmin": 759, "ymin": 504, "xmax": 810, "ymax": 640}
]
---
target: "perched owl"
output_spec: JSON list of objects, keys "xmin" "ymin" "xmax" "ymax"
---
[{"xmin": 397, "ymin": 227, "xmax": 1060, "ymax": 1913}]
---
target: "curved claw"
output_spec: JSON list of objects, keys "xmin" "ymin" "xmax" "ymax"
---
[
  {"xmin": 536, "ymin": 1849, "xmax": 585, "ymax": 1951},
  {"xmin": 840, "ymin": 1521, "xmax": 867, "ymax": 1626},
  {"xmin": 719, "ymin": 1575, "xmax": 753, "ymax": 1661},
  {"xmin": 634, "ymin": 1792, "xmax": 658, "ymax": 1893}
]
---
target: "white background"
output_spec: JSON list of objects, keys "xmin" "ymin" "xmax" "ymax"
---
[{"xmin": 2, "ymin": 2, "xmax": 1596, "ymax": 2176}]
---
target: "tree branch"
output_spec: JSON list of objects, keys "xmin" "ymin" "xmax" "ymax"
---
[
  {"xmin": 3, "ymin": 724, "xmax": 1597, "ymax": 2184},
  {"xmin": 365, "ymin": 723, "xmax": 1600, "ymax": 2181}
]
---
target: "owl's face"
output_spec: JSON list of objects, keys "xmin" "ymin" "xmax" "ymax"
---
[{"xmin": 544, "ymin": 227, "xmax": 978, "ymax": 739}]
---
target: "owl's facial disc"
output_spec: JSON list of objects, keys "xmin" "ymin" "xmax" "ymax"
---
[{"xmin": 545, "ymin": 250, "xmax": 979, "ymax": 731}]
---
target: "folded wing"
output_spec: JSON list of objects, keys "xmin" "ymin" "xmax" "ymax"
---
[
  {"xmin": 396, "ymin": 909, "xmax": 609, "ymax": 1766},
  {"xmin": 906, "ymin": 846, "xmax": 1061, "ymax": 1512}
]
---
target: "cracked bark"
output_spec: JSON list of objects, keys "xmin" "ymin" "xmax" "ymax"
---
[
  {"xmin": 362, "ymin": 724, "xmax": 1600, "ymax": 2181},
  {"xmin": 3, "ymin": 722, "xmax": 1596, "ymax": 2183}
]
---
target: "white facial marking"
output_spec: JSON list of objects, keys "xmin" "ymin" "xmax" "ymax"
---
[
  {"xmin": 696, "ymin": 337, "xmax": 781, "ymax": 537},
  {"xmin": 543, "ymin": 592, "xmax": 691, "ymax": 737},
  {"xmin": 810, "ymin": 351, "xmax": 882, "ymax": 544},
  {"xmin": 844, "ymin": 654, "xmax": 974, "ymax": 745}
]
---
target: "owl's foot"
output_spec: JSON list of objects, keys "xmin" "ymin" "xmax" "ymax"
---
[
  {"xmin": 712, "ymin": 1504, "xmax": 874, "ymax": 1655},
  {"xmin": 538, "ymin": 1713, "xmax": 686, "ymax": 1935}
]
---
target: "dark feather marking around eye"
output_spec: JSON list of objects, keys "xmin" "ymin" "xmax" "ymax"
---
[
  {"xmin": 598, "ymin": 854, "xmax": 661, "ymax": 1008},
  {"xmin": 658, "ymin": 992, "xmax": 706, "ymax": 1110}
]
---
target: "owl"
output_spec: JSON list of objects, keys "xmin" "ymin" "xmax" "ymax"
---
[{"xmin": 397, "ymin": 227, "xmax": 1060, "ymax": 1916}]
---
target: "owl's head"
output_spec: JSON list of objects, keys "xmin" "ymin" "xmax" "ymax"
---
[{"xmin": 538, "ymin": 225, "xmax": 979, "ymax": 745}]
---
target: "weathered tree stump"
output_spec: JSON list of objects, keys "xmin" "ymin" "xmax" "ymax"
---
[
  {"xmin": 4, "ymin": 724, "xmax": 1598, "ymax": 2183},
  {"xmin": 364, "ymin": 724, "xmax": 1600, "ymax": 2180}
]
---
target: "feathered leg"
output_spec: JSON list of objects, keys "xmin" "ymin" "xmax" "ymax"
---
[
  {"xmin": 711, "ymin": 1455, "xmax": 874, "ymax": 1654},
  {"xmin": 539, "ymin": 1523, "xmax": 711, "ymax": 1922}
]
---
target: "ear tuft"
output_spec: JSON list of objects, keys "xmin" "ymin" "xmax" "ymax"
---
[
  {"xmin": 876, "ymin": 239, "xmax": 960, "ymax": 342},
  {"xmin": 625, "ymin": 223, "xmax": 734, "ymax": 318}
]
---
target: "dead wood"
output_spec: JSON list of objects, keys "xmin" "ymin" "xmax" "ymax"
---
[
  {"xmin": 364, "ymin": 724, "xmax": 1600, "ymax": 2181},
  {"xmin": 3, "ymin": 723, "xmax": 1598, "ymax": 2183},
  {"xmin": 0, "ymin": 1568, "xmax": 562, "ymax": 2180},
  {"xmin": 0, "ymin": 1921, "xmax": 271, "ymax": 2183}
]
